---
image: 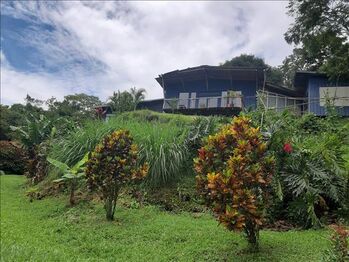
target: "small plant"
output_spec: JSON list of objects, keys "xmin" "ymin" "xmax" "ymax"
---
[
  {"xmin": 194, "ymin": 116, "xmax": 274, "ymax": 251},
  {"xmin": 85, "ymin": 130, "xmax": 148, "ymax": 220},
  {"xmin": 323, "ymin": 224, "xmax": 349, "ymax": 262},
  {"xmin": 47, "ymin": 153, "xmax": 88, "ymax": 206}
]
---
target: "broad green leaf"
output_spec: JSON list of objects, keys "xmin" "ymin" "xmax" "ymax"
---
[
  {"xmin": 71, "ymin": 153, "xmax": 89, "ymax": 173},
  {"xmin": 47, "ymin": 157, "xmax": 70, "ymax": 173}
]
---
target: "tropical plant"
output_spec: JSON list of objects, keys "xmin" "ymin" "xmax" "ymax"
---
[
  {"xmin": 10, "ymin": 114, "xmax": 56, "ymax": 182},
  {"xmin": 194, "ymin": 116, "xmax": 275, "ymax": 251},
  {"xmin": 108, "ymin": 90, "xmax": 134, "ymax": 113},
  {"xmin": 48, "ymin": 153, "xmax": 89, "ymax": 206},
  {"xmin": 130, "ymin": 87, "xmax": 146, "ymax": 111},
  {"xmin": 85, "ymin": 130, "xmax": 148, "ymax": 220},
  {"xmin": 281, "ymin": 134, "xmax": 347, "ymax": 228}
]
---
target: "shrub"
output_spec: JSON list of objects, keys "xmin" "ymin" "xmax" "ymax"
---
[
  {"xmin": 281, "ymin": 134, "xmax": 347, "ymax": 228},
  {"xmin": 194, "ymin": 116, "xmax": 274, "ymax": 251},
  {"xmin": 0, "ymin": 141, "xmax": 27, "ymax": 174},
  {"xmin": 85, "ymin": 130, "xmax": 148, "ymax": 220}
]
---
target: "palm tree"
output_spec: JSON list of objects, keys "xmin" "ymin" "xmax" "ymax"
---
[{"xmin": 130, "ymin": 87, "xmax": 146, "ymax": 111}]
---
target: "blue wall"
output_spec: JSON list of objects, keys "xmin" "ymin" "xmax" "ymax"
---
[
  {"xmin": 307, "ymin": 76, "xmax": 349, "ymax": 116},
  {"xmin": 163, "ymin": 78, "xmax": 257, "ymax": 108}
]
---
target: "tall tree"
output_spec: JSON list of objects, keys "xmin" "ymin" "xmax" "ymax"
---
[
  {"xmin": 46, "ymin": 93, "xmax": 101, "ymax": 120},
  {"xmin": 108, "ymin": 91, "xmax": 134, "ymax": 113},
  {"xmin": 285, "ymin": 0, "xmax": 349, "ymax": 81},
  {"xmin": 130, "ymin": 87, "xmax": 146, "ymax": 110},
  {"xmin": 221, "ymin": 54, "xmax": 284, "ymax": 86}
]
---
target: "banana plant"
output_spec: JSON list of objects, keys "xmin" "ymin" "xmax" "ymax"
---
[{"xmin": 48, "ymin": 153, "xmax": 89, "ymax": 206}]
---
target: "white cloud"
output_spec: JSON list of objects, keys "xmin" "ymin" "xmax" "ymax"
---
[{"xmin": 1, "ymin": 1, "xmax": 293, "ymax": 105}]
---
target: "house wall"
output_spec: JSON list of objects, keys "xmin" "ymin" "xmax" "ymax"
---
[
  {"xmin": 307, "ymin": 76, "xmax": 349, "ymax": 116},
  {"xmin": 163, "ymin": 78, "xmax": 257, "ymax": 108},
  {"xmin": 137, "ymin": 100, "xmax": 164, "ymax": 112}
]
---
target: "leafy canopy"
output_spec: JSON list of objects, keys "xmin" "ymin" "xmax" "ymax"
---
[{"xmin": 284, "ymin": 0, "xmax": 349, "ymax": 81}]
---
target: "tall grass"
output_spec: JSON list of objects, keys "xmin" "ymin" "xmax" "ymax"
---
[{"xmin": 50, "ymin": 112, "xmax": 192, "ymax": 186}]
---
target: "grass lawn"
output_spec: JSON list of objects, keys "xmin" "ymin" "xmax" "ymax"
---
[{"xmin": 1, "ymin": 175, "xmax": 330, "ymax": 261}]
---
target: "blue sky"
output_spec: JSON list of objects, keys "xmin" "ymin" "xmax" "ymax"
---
[{"xmin": 1, "ymin": 1, "xmax": 293, "ymax": 105}]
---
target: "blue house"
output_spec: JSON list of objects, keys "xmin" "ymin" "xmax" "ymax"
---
[
  {"xmin": 294, "ymin": 71, "xmax": 349, "ymax": 116},
  {"xmin": 138, "ymin": 65, "xmax": 349, "ymax": 116}
]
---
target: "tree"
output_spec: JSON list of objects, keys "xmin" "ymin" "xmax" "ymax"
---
[
  {"xmin": 130, "ymin": 87, "xmax": 146, "ymax": 110},
  {"xmin": 280, "ymin": 48, "xmax": 308, "ymax": 88},
  {"xmin": 221, "ymin": 54, "xmax": 284, "ymax": 86},
  {"xmin": 46, "ymin": 93, "xmax": 101, "ymax": 120},
  {"xmin": 48, "ymin": 153, "xmax": 88, "ymax": 206},
  {"xmin": 85, "ymin": 130, "xmax": 148, "ymax": 220},
  {"xmin": 108, "ymin": 90, "xmax": 134, "ymax": 113},
  {"xmin": 194, "ymin": 116, "xmax": 275, "ymax": 251},
  {"xmin": 285, "ymin": 0, "xmax": 349, "ymax": 81}
]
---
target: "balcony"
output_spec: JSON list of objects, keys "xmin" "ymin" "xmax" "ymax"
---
[{"xmin": 163, "ymin": 93, "xmax": 243, "ymax": 111}]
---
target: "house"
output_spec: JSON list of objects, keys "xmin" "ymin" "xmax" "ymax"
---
[
  {"xmin": 294, "ymin": 71, "xmax": 349, "ymax": 116},
  {"xmin": 137, "ymin": 65, "xmax": 349, "ymax": 116}
]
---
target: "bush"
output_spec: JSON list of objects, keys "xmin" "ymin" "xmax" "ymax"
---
[
  {"xmin": 0, "ymin": 141, "xmax": 27, "ymax": 174},
  {"xmin": 194, "ymin": 116, "xmax": 275, "ymax": 251},
  {"xmin": 246, "ymin": 108, "xmax": 349, "ymax": 227},
  {"xmin": 85, "ymin": 130, "xmax": 148, "ymax": 220},
  {"xmin": 281, "ymin": 134, "xmax": 347, "ymax": 228}
]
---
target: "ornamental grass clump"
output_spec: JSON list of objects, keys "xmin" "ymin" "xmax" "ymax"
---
[
  {"xmin": 85, "ymin": 130, "xmax": 148, "ymax": 221},
  {"xmin": 194, "ymin": 116, "xmax": 274, "ymax": 251}
]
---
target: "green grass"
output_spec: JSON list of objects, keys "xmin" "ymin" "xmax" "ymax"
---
[{"xmin": 1, "ymin": 175, "xmax": 330, "ymax": 261}]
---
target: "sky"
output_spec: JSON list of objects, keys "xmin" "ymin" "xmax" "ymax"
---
[{"xmin": 0, "ymin": 1, "xmax": 294, "ymax": 105}]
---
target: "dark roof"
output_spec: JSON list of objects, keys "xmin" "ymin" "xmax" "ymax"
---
[
  {"xmin": 264, "ymin": 82, "xmax": 301, "ymax": 97},
  {"xmin": 156, "ymin": 65, "xmax": 265, "ymax": 87}
]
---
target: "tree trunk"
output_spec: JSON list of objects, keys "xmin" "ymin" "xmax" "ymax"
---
[
  {"xmin": 105, "ymin": 187, "xmax": 119, "ymax": 221},
  {"xmin": 244, "ymin": 218, "xmax": 259, "ymax": 252}
]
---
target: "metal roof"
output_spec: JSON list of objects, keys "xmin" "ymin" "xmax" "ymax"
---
[{"xmin": 156, "ymin": 65, "xmax": 265, "ymax": 87}]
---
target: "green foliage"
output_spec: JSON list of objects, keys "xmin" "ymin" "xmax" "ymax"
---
[
  {"xmin": 0, "ymin": 141, "xmax": 27, "ymax": 174},
  {"xmin": 285, "ymin": 0, "xmax": 349, "ymax": 81},
  {"xmin": 108, "ymin": 87, "xmax": 146, "ymax": 113},
  {"xmin": 220, "ymin": 54, "xmax": 283, "ymax": 85},
  {"xmin": 10, "ymin": 114, "xmax": 55, "ymax": 151},
  {"xmin": 108, "ymin": 90, "xmax": 134, "ymax": 113},
  {"xmin": 48, "ymin": 154, "xmax": 88, "ymax": 206},
  {"xmin": 195, "ymin": 116, "xmax": 275, "ymax": 251},
  {"xmin": 49, "ymin": 111, "xmax": 193, "ymax": 187},
  {"xmin": 86, "ymin": 130, "xmax": 148, "ymax": 220},
  {"xmin": 46, "ymin": 93, "xmax": 101, "ymax": 121},
  {"xmin": 10, "ymin": 114, "xmax": 56, "ymax": 183},
  {"xmin": 130, "ymin": 87, "xmax": 146, "ymax": 110},
  {"xmin": 244, "ymin": 108, "xmax": 349, "ymax": 227}
]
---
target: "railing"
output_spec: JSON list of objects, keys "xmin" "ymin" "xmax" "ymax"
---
[{"xmin": 163, "ymin": 95, "xmax": 243, "ymax": 110}]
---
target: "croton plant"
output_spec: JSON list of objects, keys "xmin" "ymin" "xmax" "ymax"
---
[{"xmin": 194, "ymin": 116, "xmax": 274, "ymax": 250}]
